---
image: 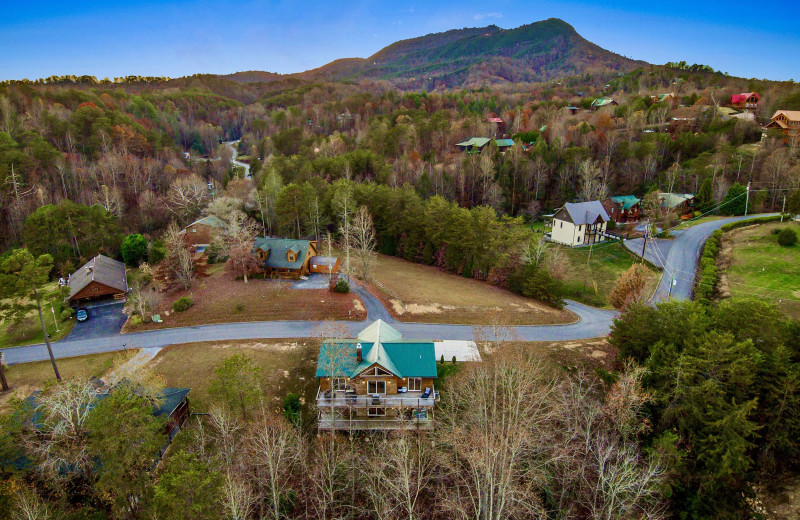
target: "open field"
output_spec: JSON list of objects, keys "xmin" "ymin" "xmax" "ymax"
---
[
  {"xmin": 721, "ymin": 221, "xmax": 800, "ymax": 318},
  {"xmin": 366, "ymin": 254, "xmax": 575, "ymax": 325},
  {"xmin": 124, "ymin": 268, "xmax": 366, "ymax": 332},
  {"xmin": 149, "ymin": 339, "xmax": 320, "ymax": 417},
  {"xmin": 0, "ymin": 281, "xmax": 75, "ymax": 349},
  {"xmin": 0, "ymin": 351, "xmax": 121, "ymax": 412},
  {"xmin": 556, "ymin": 241, "xmax": 659, "ymax": 308}
]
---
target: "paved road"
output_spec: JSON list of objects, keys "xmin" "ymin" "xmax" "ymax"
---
[
  {"xmin": 4, "ymin": 214, "xmax": 772, "ymax": 365},
  {"xmin": 224, "ymin": 140, "xmax": 250, "ymax": 178},
  {"xmin": 650, "ymin": 214, "xmax": 776, "ymax": 303}
]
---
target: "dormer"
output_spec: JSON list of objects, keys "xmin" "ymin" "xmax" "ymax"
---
[
  {"xmin": 256, "ymin": 246, "xmax": 271, "ymax": 261},
  {"xmin": 287, "ymin": 246, "xmax": 300, "ymax": 262}
]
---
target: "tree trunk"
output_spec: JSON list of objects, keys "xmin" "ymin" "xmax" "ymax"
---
[
  {"xmin": 0, "ymin": 362, "xmax": 9, "ymax": 391},
  {"xmin": 33, "ymin": 286, "xmax": 60, "ymax": 380}
]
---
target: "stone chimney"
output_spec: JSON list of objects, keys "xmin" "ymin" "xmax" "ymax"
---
[{"xmin": 356, "ymin": 342, "xmax": 362, "ymax": 363}]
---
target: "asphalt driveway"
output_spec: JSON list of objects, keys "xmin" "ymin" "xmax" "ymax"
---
[{"xmin": 65, "ymin": 302, "xmax": 127, "ymax": 341}]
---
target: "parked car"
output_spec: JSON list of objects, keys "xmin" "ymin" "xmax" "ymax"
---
[{"xmin": 76, "ymin": 308, "xmax": 89, "ymax": 322}]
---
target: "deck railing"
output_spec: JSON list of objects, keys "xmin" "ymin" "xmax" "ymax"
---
[
  {"xmin": 315, "ymin": 387, "xmax": 438, "ymax": 408},
  {"xmin": 317, "ymin": 416, "xmax": 433, "ymax": 431}
]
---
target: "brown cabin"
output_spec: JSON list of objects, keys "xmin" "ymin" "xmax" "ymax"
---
[
  {"xmin": 309, "ymin": 256, "xmax": 340, "ymax": 274},
  {"xmin": 67, "ymin": 255, "xmax": 128, "ymax": 303},
  {"xmin": 181, "ymin": 216, "xmax": 227, "ymax": 246},
  {"xmin": 251, "ymin": 237, "xmax": 318, "ymax": 279},
  {"xmin": 766, "ymin": 110, "xmax": 800, "ymax": 145}
]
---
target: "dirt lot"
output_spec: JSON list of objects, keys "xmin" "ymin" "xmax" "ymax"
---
[
  {"xmin": 0, "ymin": 351, "xmax": 122, "ymax": 413},
  {"xmin": 366, "ymin": 254, "xmax": 575, "ymax": 325},
  {"xmin": 124, "ymin": 268, "xmax": 366, "ymax": 332}
]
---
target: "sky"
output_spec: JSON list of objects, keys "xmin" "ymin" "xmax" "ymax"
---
[{"xmin": 1, "ymin": 0, "xmax": 799, "ymax": 81}]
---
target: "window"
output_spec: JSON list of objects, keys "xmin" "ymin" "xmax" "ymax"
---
[
  {"xmin": 408, "ymin": 377, "xmax": 422, "ymax": 391},
  {"xmin": 333, "ymin": 378, "xmax": 347, "ymax": 391},
  {"xmin": 577, "ymin": 236, "xmax": 581, "ymax": 243},
  {"xmin": 578, "ymin": 225, "xmax": 582, "ymax": 231},
  {"xmin": 363, "ymin": 366, "xmax": 391, "ymax": 376},
  {"xmin": 368, "ymin": 407, "xmax": 386, "ymax": 417},
  {"xmin": 367, "ymin": 381, "xmax": 386, "ymax": 394},
  {"xmin": 560, "ymin": 222, "xmax": 563, "ymax": 228},
  {"xmin": 190, "ymin": 228, "xmax": 197, "ymax": 233}
]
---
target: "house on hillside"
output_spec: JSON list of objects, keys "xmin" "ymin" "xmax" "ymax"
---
[
  {"xmin": 67, "ymin": 255, "xmax": 128, "ymax": 304},
  {"xmin": 180, "ymin": 215, "xmax": 228, "ymax": 247},
  {"xmin": 659, "ymin": 192, "xmax": 695, "ymax": 218},
  {"xmin": 455, "ymin": 137, "xmax": 491, "ymax": 153},
  {"xmin": 549, "ymin": 201, "xmax": 611, "ymax": 247},
  {"xmin": 494, "ymin": 138, "xmax": 514, "ymax": 152},
  {"xmin": 669, "ymin": 107, "xmax": 699, "ymax": 133},
  {"xmin": 251, "ymin": 237, "xmax": 318, "ymax": 279},
  {"xmin": 487, "ymin": 116, "xmax": 506, "ymax": 136},
  {"xmin": 731, "ymin": 92, "xmax": 760, "ymax": 112},
  {"xmin": 591, "ymin": 98, "xmax": 617, "ymax": 110},
  {"xmin": 603, "ymin": 195, "xmax": 642, "ymax": 223},
  {"xmin": 766, "ymin": 110, "xmax": 800, "ymax": 145},
  {"xmin": 316, "ymin": 320, "xmax": 439, "ymax": 431},
  {"xmin": 651, "ymin": 93, "xmax": 676, "ymax": 105}
]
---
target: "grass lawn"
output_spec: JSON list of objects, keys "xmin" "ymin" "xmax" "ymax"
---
[
  {"xmin": 721, "ymin": 221, "xmax": 800, "ymax": 318},
  {"xmin": 366, "ymin": 254, "xmax": 575, "ymax": 325},
  {"xmin": 557, "ymin": 241, "xmax": 659, "ymax": 308},
  {"xmin": 149, "ymin": 339, "xmax": 320, "ymax": 419},
  {"xmin": 0, "ymin": 281, "xmax": 75, "ymax": 349},
  {"xmin": 125, "ymin": 268, "xmax": 366, "ymax": 332},
  {"xmin": 0, "ymin": 351, "xmax": 121, "ymax": 413}
]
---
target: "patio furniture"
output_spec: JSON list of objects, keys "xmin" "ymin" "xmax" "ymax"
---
[
  {"xmin": 421, "ymin": 387, "xmax": 431, "ymax": 399},
  {"xmin": 397, "ymin": 387, "xmax": 407, "ymax": 394}
]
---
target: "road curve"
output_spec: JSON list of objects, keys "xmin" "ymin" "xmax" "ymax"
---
[{"xmin": 3, "ymin": 214, "xmax": 773, "ymax": 365}]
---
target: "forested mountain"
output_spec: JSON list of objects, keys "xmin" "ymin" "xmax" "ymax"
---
[{"xmin": 233, "ymin": 18, "xmax": 643, "ymax": 88}]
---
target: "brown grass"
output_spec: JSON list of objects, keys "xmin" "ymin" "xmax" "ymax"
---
[
  {"xmin": 124, "ymin": 268, "xmax": 366, "ymax": 332},
  {"xmin": 0, "ymin": 351, "xmax": 122, "ymax": 413},
  {"xmin": 148, "ymin": 339, "xmax": 320, "ymax": 414},
  {"xmin": 366, "ymin": 254, "xmax": 575, "ymax": 325}
]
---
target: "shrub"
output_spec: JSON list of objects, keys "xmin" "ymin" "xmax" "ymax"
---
[
  {"xmin": 778, "ymin": 228, "xmax": 797, "ymax": 247},
  {"xmin": 60, "ymin": 308, "xmax": 74, "ymax": 320},
  {"xmin": 282, "ymin": 393, "xmax": 301, "ymax": 426},
  {"xmin": 608, "ymin": 264, "xmax": 650, "ymax": 310},
  {"xmin": 452, "ymin": 355, "xmax": 457, "ymax": 364},
  {"xmin": 234, "ymin": 302, "xmax": 245, "ymax": 312},
  {"xmin": 333, "ymin": 279, "xmax": 350, "ymax": 293},
  {"xmin": 121, "ymin": 233, "xmax": 148, "ymax": 266},
  {"xmin": 148, "ymin": 239, "xmax": 167, "ymax": 264},
  {"xmin": 172, "ymin": 296, "xmax": 193, "ymax": 312},
  {"xmin": 206, "ymin": 240, "xmax": 228, "ymax": 264},
  {"xmin": 508, "ymin": 262, "xmax": 565, "ymax": 309},
  {"xmin": 129, "ymin": 314, "xmax": 143, "ymax": 327},
  {"xmin": 440, "ymin": 354, "xmax": 445, "ymax": 363},
  {"xmin": 606, "ymin": 220, "xmax": 617, "ymax": 231}
]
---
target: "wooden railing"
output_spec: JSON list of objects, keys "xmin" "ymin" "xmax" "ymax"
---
[
  {"xmin": 315, "ymin": 387, "xmax": 438, "ymax": 408},
  {"xmin": 317, "ymin": 417, "xmax": 433, "ymax": 431}
]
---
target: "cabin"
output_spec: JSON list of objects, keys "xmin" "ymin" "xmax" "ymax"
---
[
  {"xmin": 651, "ymin": 93, "xmax": 676, "ymax": 105},
  {"xmin": 766, "ymin": 110, "xmax": 800, "ymax": 145},
  {"xmin": 731, "ymin": 92, "xmax": 760, "ymax": 112},
  {"xmin": 67, "ymin": 254, "xmax": 128, "ymax": 303},
  {"xmin": 603, "ymin": 195, "xmax": 642, "ymax": 223},
  {"xmin": 565, "ymin": 106, "xmax": 580, "ymax": 115},
  {"xmin": 156, "ymin": 388, "xmax": 191, "ymax": 442},
  {"xmin": 309, "ymin": 256, "xmax": 340, "ymax": 275},
  {"xmin": 251, "ymin": 237, "xmax": 318, "ymax": 279},
  {"xmin": 549, "ymin": 201, "xmax": 611, "ymax": 247},
  {"xmin": 659, "ymin": 192, "xmax": 695, "ymax": 218},
  {"xmin": 455, "ymin": 137, "xmax": 491, "ymax": 153},
  {"xmin": 669, "ymin": 107, "xmax": 699, "ymax": 133},
  {"xmin": 180, "ymin": 215, "xmax": 227, "ymax": 246},
  {"xmin": 494, "ymin": 138, "xmax": 514, "ymax": 152},
  {"xmin": 591, "ymin": 98, "xmax": 617, "ymax": 110},
  {"xmin": 487, "ymin": 116, "xmax": 506, "ymax": 136},
  {"xmin": 316, "ymin": 320, "xmax": 438, "ymax": 431}
]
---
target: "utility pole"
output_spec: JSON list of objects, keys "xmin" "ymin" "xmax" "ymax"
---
[
  {"xmin": 640, "ymin": 223, "xmax": 648, "ymax": 264},
  {"xmin": 744, "ymin": 182, "xmax": 750, "ymax": 216},
  {"xmin": 781, "ymin": 194, "xmax": 786, "ymax": 222}
]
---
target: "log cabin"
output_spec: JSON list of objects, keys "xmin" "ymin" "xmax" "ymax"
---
[
  {"xmin": 67, "ymin": 254, "xmax": 128, "ymax": 303},
  {"xmin": 251, "ymin": 237, "xmax": 318, "ymax": 279},
  {"xmin": 180, "ymin": 215, "xmax": 227, "ymax": 246},
  {"xmin": 603, "ymin": 195, "xmax": 642, "ymax": 223},
  {"xmin": 731, "ymin": 92, "xmax": 760, "ymax": 112},
  {"xmin": 766, "ymin": 110, "xmax": 800, "ymax": 146},
  {"xmin": 316, "ymin": 320, "xmax": 438, "ymax": 431}
]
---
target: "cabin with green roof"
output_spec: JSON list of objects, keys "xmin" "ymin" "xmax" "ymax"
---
[
  {"xmin": 454, "ymin": 137, "xmax": 491, "ymax": 153},
  {"xmin": 316, "ymin": 319, "xmax": 438, "ymax": 431},
  {"xmin": 603, "ymin": 195, "xmax": 642, "ymax": 223},
  {"xmin": 251, "ymin": 237, "xmax": 318, "ymax": 279}
]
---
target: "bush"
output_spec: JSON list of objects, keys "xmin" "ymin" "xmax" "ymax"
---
[
  {"xmin": 507, "ymin": 262, "xmax": 565, "ymax": 309},
  {"xmin": 778, "ymin": 228, "xmax": 797, "ymax": 247},
  {"xmin": 172, "ymin": 296, "xmax": 193, "ymax": 312},
  {"xmin": 452, "ymin": 355, "xmax": 457, "ymax": 364},
  {"xmin": 206, "ymin": 240, "xmax": 228, "ymax": 264},
  {"xmin": 121, "ymin": 233, "xmax": 148, "ymax": 266},
  {"xmin": 440, "ymin": 354, "xmax": 445, "ymax": 363},
  {"xmin": 129, "ymin": 315, "xmax": 143, "ymax": 327},
  {"xmin": 60, "ymin": 308, "xmax": 74, "ymax": 320},
  {"xmin": 333, "ymin": 279, "xmax": 350, "ymax": 293},
  {"xmin": 282, "ymin": 393, "xmax": 301, "ymax": 426},
  {"xmin": 148, "ymin": 239, "xmax": 167, "ymax": 264},
  {"xmin": 606, "ymin": 220, "xmax": 617, "ymax": 231},
  {"xmin": 234, "ymin": 302, "xmax": 245, "ymax": 312}
]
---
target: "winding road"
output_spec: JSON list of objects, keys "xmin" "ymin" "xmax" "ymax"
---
[{"xmin": 0, "ymin": 215, "xmax": 772, "ymax": 365}]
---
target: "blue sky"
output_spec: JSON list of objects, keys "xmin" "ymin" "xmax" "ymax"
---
[{"xmin": 1, "ymin": 1, "xmax": 798, "ymax": 81}]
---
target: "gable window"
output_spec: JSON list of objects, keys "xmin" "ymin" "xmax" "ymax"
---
[
  {"xmin": 367, "ymin": 381, "xmax": 386, "ymax": 394},
  {"xmin": 332, "ymin": 378, "xmax": 347, "ymax": 391},
  {"xmin": 408, "ymin": 377, "xmax": 422, "ymax": 391},
  {"xmin": 364, "ymin": 366, "xmax": 391, "ymax": 377},
  {"xmin": 368, "ymin": 407, "xmax": 386, "ymax": 417}
]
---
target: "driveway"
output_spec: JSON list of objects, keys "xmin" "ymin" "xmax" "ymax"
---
[
  {"xmin": 291, "ymin": 274, "xmax": 330, "ymax": 289},
  {"xmin": 65, "ymin": 302, "xmax": 127, "ymax": 341}
]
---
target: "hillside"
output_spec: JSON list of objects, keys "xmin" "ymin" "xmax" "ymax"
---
[{"xmin": 239, "ymin": 18, "xmax": 644, "ymax": 88}]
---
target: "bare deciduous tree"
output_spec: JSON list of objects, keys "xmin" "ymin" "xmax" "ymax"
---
[
  {"xmin": 349, "ymin": 205, "xmax": 377, "ymax": 281},
  {"xmin": 163, "ymin": 221, "xmax": 195, "ymax": 289}
]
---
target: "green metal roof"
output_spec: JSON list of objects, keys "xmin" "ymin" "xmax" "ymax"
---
[
  {"xmin": 316, "ymin": 320, "xmax": 437, "ymax": 378},
  {"xmin": 155, "ymin": 388, "xmax": 191, "ymax": 418},
  {"xmin": 494, "ymin": 138, "xmax": 514, "ymax": 147},
  {"xmin": 610, "ymin": 195, "xmax": 641, "ymax": 210},
  {"xmin": 251, "ymin": 237, "xmax": 311, "ymax": 269},
  {"xmin": 591, "ymin": 98, "xmax": 616, "ymax": 107},
  {"xmin": 455, "ymin": 137, "xmax": 491, "ymax": 148},
  {"xmin": 658, "ymin": 192, "xmax": 694, "ymax": 209},
  {"xmin": 188, "ymin": 215, "xmax": 226, "ymax": 229}
]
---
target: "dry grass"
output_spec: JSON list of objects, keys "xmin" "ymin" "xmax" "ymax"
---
[
  {"xmin": 148, "ymin": 339, "xmax": 320, "ymax": 413},
  {"xmin": 124, "ymin": 268, "xmax": 366, "ymax": 332},
  {"xmin": 0, "ymin": 351, "xmax": 122, "ymax": 413},
  {"xmin": 366, "ymin": 254, "xmax": 575, "ymax": 325}
]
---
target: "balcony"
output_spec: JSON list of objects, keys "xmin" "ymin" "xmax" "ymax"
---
[
  {"xmin": 317, "ymin": 415, "xmax": 433, "ymax": 431},
  {"xmin": 315, "ymin": 387, "xmax": 438, "ymax": 409}
]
